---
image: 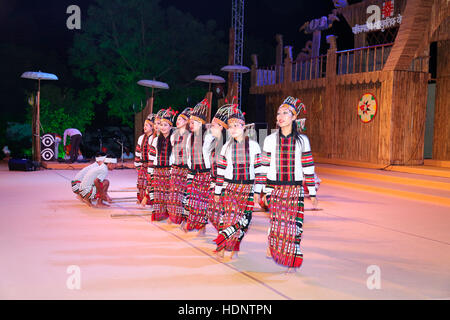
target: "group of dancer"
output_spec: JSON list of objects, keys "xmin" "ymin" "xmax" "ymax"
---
[{"xmin": 133, "ymin": 96, "xmax": 319, "ymax": 269}]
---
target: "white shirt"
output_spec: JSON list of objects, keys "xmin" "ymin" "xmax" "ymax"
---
[
  {"xmin": 80, "ymin": 163, "xmax": 108, "ymax": 189},
  {"xmin": 63, "ymin": 128, "xmax": 82, "ymax": 145},
  {"xmin": 214, "ymin": 138, "xmax": 263, "ymax": 195},
  {"xmin": 73, "ymin": 162, "xmax": 99, "ymax": 181}
]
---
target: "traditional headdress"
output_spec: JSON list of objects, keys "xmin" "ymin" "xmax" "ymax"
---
[
  {"xmin": 212, "ymin": 104, "xmax": 233, "ymax": 129},
  {"xmin": 144, "ymin": 113, "xmax": 156, "ymax": 126},
  {"xmin": 160, "ymin": 107, "xmax": 178, "ymax": 126},
  {"xmin": 296, "ymin": 118, "xmax": 307, "ymax": 132},
  {"xmin": 278, "ymin": 96, "xmax": 306, "ymax": 117},
  {"xmin": 227, "ymin": 105, "xmax": 245, "ymax": 126},
  {"xmin": 155, "ymin": 108, "xmax": 166, "ymax": 120},
  {"xmin": 178, "ymin": 107, "xmax": 192, "ymax": 121},
  {"xmin": 190, "ymin": 99, "xmax": 210, "ymax": 124}
]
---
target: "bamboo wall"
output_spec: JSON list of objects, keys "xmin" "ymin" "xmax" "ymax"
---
[
  {"xmin": 433, "ymin": 39, "xmax": 450, "ymax": 160},
  {"xmin": 252, "ymin": 71, "xmax": 427, "ymax": 165},
  {"xmin": 249, "ymin": 0, "xmax": 448, "ymax": 165}
]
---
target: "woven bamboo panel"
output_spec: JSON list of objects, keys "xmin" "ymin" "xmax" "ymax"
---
[{"xmin": 432, "ymin": 39, "xmax": 450, "ymax": 160}]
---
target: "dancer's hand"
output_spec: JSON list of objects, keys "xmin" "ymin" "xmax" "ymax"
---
[
  {"xmin": 253, "ymin": 193, "xmax": 260, "ymax": 206},
  {"xmin": 262, "ymin": 194, "xmax": 269, "ymax": 207},
  {"xmin": 214, "ymin": 195, "xmax": 220, "ymax": 203}
]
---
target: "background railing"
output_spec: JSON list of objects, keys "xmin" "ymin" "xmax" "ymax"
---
[
  {"xmin": 336, "ymin": 43, "xmax": 393, "ymax": 75},
  {"xmin": 253, "ymin": 43, "xmax": 397, "ymax": 87},
  {"xmin": 292, "ymin": 55, "xmax": 327, "ymax": 81},
  {"xmin": 255, "ymin": 65, "xmax": 283, "ymax": 86}
]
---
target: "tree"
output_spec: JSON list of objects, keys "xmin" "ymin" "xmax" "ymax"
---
[
  {"xmin": 69, "ymin": 0, "xmax": 227, "ymax": 127},
  {"xmin": 25, "ymin": 84, "xmax": 95, "ymax": 136}
]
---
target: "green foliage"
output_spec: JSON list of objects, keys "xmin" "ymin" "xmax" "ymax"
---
[
  {"xmin": 69, "ymin": 0, "xmax": 226, "ymax": 126},
  {"xmin": 26, "ymin": 84, "xmax": 94, "ymax": 136},
  {"xmin": 5, "ymin": 122, "xmax": 32, "ymax": 157}
]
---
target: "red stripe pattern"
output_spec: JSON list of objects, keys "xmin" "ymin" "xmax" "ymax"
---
[
  {"xmin": 268, "ymin": 184, "xmax": 304, "ymax": 268},
  {"xmin": 185, "ymin": 171, "xmax": 212, "ymax": 230},
  {"xmin": 167, "ymin": 166, "xmax": 189, "ymax": 224},
  {"xmin": 151, "ymin": 167, "xmax": 171, "ymax": 221}
]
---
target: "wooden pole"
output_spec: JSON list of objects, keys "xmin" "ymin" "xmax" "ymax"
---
[
  {"xmin": 35, "ymin": 80, "xmax": 41, "ymax": 162},
  {"xmin": 148, "ymin": 96, "xmax": 154, "ymax": 115},
  {"xmin": 206, "ymin": 91, "xmax": 213, "ymax": 123}
]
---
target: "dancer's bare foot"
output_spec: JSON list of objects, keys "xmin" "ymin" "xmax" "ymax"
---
[
  {"xmin": 82, "ymin": 197, "xmax": 92, "ymax": 207},
  {"xmin": 214, "ymin": 249, "xmax": 225, "ymax": 259},
  {"xmin": 285, "ymin": 267, "xmax": 297, "ymax": 274},
  {"xmin": 76, "ymin": 194, "xmax": 83, "ymax": 202},
  {"xmin": 230, "ymin": 250, "xmax": 238, "ymax": 260},
  {"xmin": 179, "ymin": 221, "xmax": 187, "ymax": 232},
  {"xmin": 197, "ymin": 227, "xmax": 206, "ymax": 237},
  {"xmin": 266, "ymin": 247, "xmax": 272, "ymax": 259},
  {"xmin": 96, "ymin": 201, "xmax": 110, "ymax": 208}
]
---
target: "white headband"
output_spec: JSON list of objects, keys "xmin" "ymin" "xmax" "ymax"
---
[
  {"xmin": 104, "ymin": 158, "xmax": 117, "ymax": 164},
  {"xmin": 96, "ymin": 156, "xmax": 106, "ymax": 162}
]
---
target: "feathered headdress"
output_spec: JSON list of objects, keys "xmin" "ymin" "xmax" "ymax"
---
[
  {"xmin": 178, "ymin": 107, "xmax": 192, "ymax": 121},
  {"xmin": 145, "ymin": 113, "xmax": 156, "ymax": 126},
  {"xmin": 190, "ymin": 99, "xmax": 210, "ymax": 124},
  {"xmin": 155, "ymin": 108, "xmax": 166, "ymax": 120},
  {"xmin": 279, "ymin": 96, "xmax": 306, "ymax": 117},
  {"xmin": 160, "ymin": 107, "xmax": 178, "ymax": 126},
  {"xmin": 296, "ymin": 118, "xmax": 307, "ymax": 133},
  {"xmin": 212, "ymin": 104, "xmax": 233, "ymax": 129},
  {"xmin": 227, "ymin": 104, "xmax": 245, "ymax": 126}
]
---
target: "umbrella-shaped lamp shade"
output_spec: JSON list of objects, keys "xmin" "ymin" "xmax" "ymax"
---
[
  {"xmin": 21, "ymin": 71, "xmax": 58, "ymax": 80},
  {"xmin": 220, "ymin": 65, "xmax": 250, "ymax": 73},
  {"xmin": 195, "ymin": 74, "xmax": 226, "ymax": 84},
  {"xmin": 137, "ymin": 79, "xmax": 169, "ymax": 89}
]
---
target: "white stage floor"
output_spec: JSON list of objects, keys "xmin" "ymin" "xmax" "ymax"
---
[{"xmin": 0, "ymin": 163, "xmax": 449, "ymax": 300}]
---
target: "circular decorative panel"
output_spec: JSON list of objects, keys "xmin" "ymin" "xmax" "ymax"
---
[{"xmin": 358, "ymin": 93, "xmax": 377, "ymax": 123}]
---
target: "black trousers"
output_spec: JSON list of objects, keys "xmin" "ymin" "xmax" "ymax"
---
[{"xmin": 69, "ymin": 134, "xmax": 82, "ymax": 163}]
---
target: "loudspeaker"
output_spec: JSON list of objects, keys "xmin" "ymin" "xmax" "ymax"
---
[
  {"xmin": 8, "ymin": 159, "xmax": 37, "ymax": 171},
  {"xmin": 247, "ymin": 94, "xmax": 266, "ymax": 123},
  {"xmin": 40, "ymin": 133, "xmax": 56, "ymax": 161}
]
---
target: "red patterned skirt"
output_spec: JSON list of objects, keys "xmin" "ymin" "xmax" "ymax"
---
[
  {"xmin": 267, "ymin": 183, "xmax": 304, "ymax": 268},
  {"xmin": 185, "ymin": 171, "xmax": 211, "ymax": 231},
  {"xmin": 152, "ymin": 166, "xmax": 171, "ymax": 221},
  {"xmin": 214, "ymin": 182, "xmax": 254, "ymax": 252},
  {"xmin": 167, "ymin": 165, "xmax": 189, "ymax": 224},
  {"xmin": 136, "ymin": 163, "xmax": 150, "ymax": 202},
  {"xmin": 207, "ymin": 182, "xmax": 222, "ymax": 230}
]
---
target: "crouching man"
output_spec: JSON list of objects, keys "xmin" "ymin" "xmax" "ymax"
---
[
  {"xmin": 71, "ymin": 152, "xmax": 106, "ymax": 197},
  {"xmin": 79, "ymin": 155, "xmax": 117, "ymax": 207}
]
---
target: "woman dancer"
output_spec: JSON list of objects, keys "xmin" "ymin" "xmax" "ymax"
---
[
  {"xmin": 167, "ymin": 107, "xmax": 192, "ymax": 224},
  {"xmin": 261, "ymin": 96, "xmax": 318, "ymax": 269},
  {"xmin": 213, "ymin": 107, "xmax": 264, "ymax": 259},
  {"xmin": 207, "ymin": 105, "xmax": 231, "ymax": 230},
  {"xmin": 148, "ymin": 108, "xmax": 176, "ymax": 221},
  {"xmin": 135, "ymin": 114, "xmax": 155, "ymax": 205},
  {"xmin": 184, "ymin": 99, "xmax": 214, "ymax": 235}
]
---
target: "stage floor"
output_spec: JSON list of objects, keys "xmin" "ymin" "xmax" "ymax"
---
[{"xmin": 0, "ymin": 163, "xmax": 449, "ymax": 300}]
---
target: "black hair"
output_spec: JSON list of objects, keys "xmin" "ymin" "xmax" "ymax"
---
[{"xmin": 157, "ymin": 129, "xmax": 173, "ymax": 157}]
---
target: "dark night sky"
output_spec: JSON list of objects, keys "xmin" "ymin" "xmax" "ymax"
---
[
  {"xmin": 0, "ymin": 0, "xmax": 354, "ymax": 123},
  {"xmin": 0, "ymin": 0, "xmax": 351, "ymax": 63}
]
